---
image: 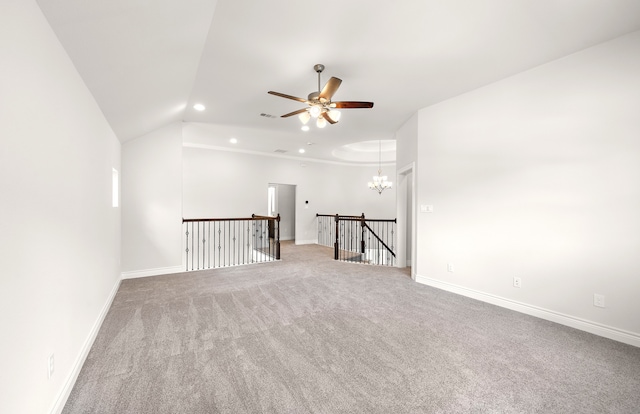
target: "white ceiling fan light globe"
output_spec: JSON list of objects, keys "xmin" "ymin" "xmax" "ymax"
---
[
  {"xmin": 309, "ymin": 105, "xmax": 321, "ymax": 118},
  {"xmin": 316, "ymin": 116, "xmax": 327, "ymax": 128},
  {"xmin": 327, "ymin": 109, "xmax": 341, "ymax": 123},
  {"xmin": 298, "ymin": 111, "xmax": 311, "ymax": 125}
]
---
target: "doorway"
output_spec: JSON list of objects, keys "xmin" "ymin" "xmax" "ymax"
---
[{"xmin": 268, "ymin": 183, "xmax": 296, "ymax": 242}]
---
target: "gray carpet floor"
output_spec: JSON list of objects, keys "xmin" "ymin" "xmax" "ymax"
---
[{"xmin": 63, "ymin": 242, "xmax": 640, "ymax": 413}]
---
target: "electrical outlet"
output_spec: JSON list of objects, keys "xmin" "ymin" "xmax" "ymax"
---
[
  {"xmin": 594, "ymin": 294, "xmax": 605, "ymax": 308},
  {"xmin": 513, "ymin": 277, "xmax": 522, "ymax": 288},
  {"xmin": 447, "ymin": 263, "xmax": 454, "ymax": 272},
  {"xmin": 48, "ymin": 354, "xmax": 54, "ymax": 379}
]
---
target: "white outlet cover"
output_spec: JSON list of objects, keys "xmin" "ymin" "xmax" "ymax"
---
[{"xmin": 594, "ymin": 294, "xmax": 605, "ymax": 308}]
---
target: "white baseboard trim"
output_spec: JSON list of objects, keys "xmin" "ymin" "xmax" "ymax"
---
[
  {"xmin": 416, "ymin": 274, "xmax": 640, "ymax": 348},
  {"xmin": 295, "ymin": 239, "xmax": 317, "ymax": 245},
  {"xmin": 121, "ymin": 265, "xmax": 184, "ymax": 279},
  {"xmin": 50, "ymin": 277, "xmax": 121, "ymax": 414}
]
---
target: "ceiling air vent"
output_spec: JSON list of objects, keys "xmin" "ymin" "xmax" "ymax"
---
[
  {"xmin": 274, "ymin": 149, "xmax": 287, "ymax": 153},
  {"xmin": 260, "ymin": 113, "xmax": 278, "ymax": 118}
]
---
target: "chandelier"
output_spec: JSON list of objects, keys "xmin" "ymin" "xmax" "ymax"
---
[{"xmin": 368, "ymin": 140, "xmax": 392, "ymax": 194}]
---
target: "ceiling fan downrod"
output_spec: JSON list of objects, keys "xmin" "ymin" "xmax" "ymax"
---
[{"xmin": 313, "ymin": 64, "xmax": 325, "ymax": 93}]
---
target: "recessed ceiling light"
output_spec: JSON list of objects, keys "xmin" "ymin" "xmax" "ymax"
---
[
  {"xmin": 229, "ymin": 138, "xmax": 237, "ymax": 144},
  {"xmin": 301, "ymin": 125, "xmax": 310, "ymax": 132},
  {"xmin": 193, "ymin": 103, "xmax": 205, "ymax": 111},
  {"xmin": 299, "ymin": 149, "xmax": 305, "ymax": 154}
]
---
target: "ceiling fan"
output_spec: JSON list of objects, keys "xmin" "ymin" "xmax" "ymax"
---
[{"xmin": 268, "ymin": 64, "xmax": 374, "ymax": 128}]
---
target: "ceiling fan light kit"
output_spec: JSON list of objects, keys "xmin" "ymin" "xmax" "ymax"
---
[{"xmin": 268, "ymin": 64, "xmax": 373, "ymax": 129}]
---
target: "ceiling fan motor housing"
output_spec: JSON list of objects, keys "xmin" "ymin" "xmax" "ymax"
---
[{"xmin": 308, "ymin": 91, "xmax": 320, "ymax": 102}]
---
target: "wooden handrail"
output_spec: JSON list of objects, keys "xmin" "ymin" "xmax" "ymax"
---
[
  {"xmin": 316, "ymin": 213, "xmax": 362, "ymax": 219},
  {"xmin": 339, "ymin": 217, "xmax": 397, "ymax": 223},
  {"xmin": 183, "ymin": 215, "xmax": 279, "ymax": 223},
  {"xmin": 316, "ymin": 213, "xmax": 396, "ymax": 223},
  {"xmin": 251, "ymin": 214, "xmax": 280, "ymax": 221}
]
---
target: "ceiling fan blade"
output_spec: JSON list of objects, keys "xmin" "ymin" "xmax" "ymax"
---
[
  {"xmin": 319, "ymin": 77, "xmax": 342, "ymax": 101},
  {"xmin": 281, "ymin": 108, "xmax": 309, "ymax": 118},
  {"xmin": 268, "ymin": 91, "xmax": 308, "ymax": 103},
  {"xmin": 322, "ymin": 112, "xmax": 337, "ymax": 124},
  {"xmin": 332, "ymin": 101, "xmax": 374, "ymax": 109}
]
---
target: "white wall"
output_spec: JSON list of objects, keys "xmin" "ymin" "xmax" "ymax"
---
[
  {"xmin": 395, "ymin": 113, "xmax": 418, "ymax": 172},
  {"xmin": 0, "ymin": 1, "xmax": 121, "ymax": 413},
  {"xmin": 121, "ymin": 123, "xmax": 183, "ymax": 277},
  {"xmin": 414, "ymin": 31, "xmax": 640, "ymax": 345}
]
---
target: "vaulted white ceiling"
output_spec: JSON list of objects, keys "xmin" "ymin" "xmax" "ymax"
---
[{"xmin": 36, "ymin": 0, "xmax": 640, "ymax": 162}]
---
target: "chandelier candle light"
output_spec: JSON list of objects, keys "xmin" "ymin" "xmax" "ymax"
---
[{"xmin": 368, "ymin": 140, "xmax": 392, "ymax": 194}]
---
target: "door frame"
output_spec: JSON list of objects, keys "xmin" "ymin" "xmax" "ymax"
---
[{"xmin": 396, "ymin": 162, "xmax": 416, "ymax": 280}]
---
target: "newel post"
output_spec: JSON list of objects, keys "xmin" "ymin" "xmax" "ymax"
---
[
  {"xmin": 334, "ymin": 214, "xmax": 339, "ymax": 260},
  {"xmin": 275, "ymin": 214, "xmax": 281, "ymax": 260},
  {"xmin": 360, "ymin": 213, "xmax": 366, "ymax": 254}
]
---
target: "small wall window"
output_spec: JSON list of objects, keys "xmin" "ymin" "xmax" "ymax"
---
[
  {"xmin": 112, "ymin": 168, "xmax": 119, "ymax": 207},
  {"xmin": 268, "ymin": 185, "xmax": 276, "ymax": 216}
]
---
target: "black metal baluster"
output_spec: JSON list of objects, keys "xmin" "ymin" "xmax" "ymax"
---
[
  {"xmin": 246, "ymin": 222, "xmax": 250, "ymax": 264},
  {"xmin": 268, "ymin": 220, "xmax": 271, "ymax": 261},
  {"xmin": 264, "ymin": 220, "xmax": 268, "ymax": 261},
  {"xmin": 217, "ymin": 222, "xmax": 221, "ymax": 267},
  {"xmin": 201, "ymin": 222, "xmax": 206, "ymax": 269},
  {"xmin": 262, "ymin": 221, "xmax": 267, "ymax": 262},
  {"xmin": 252, "ymin": 221, "xmax": 256, "ymax": 263},
  {"xmin": 341, "ymin": 220, "xmax": 345, "ymax": 261},
  {"xmin": 388, "ymin": 222, "xmax": 391, "ymax": 266},
  {"xmin": 190, "ymin": 222, "xmax": 194, "ymax": 270},
  {"xmin": 350, "ymin": 219, "xmax": 354, "ymax": 259},
  {"xmin": 368, "ymin": 228, "xmax": 372, "ymax": 265},
  {"xmin": 196, "ymin": 221, "xmax": 200, "ymax": 269},
  {"xmin": 185, "ymin": 223, "xmax": 189, "ymax": 271},
  {"xmin": 379, "ymin": 221, "xmax": 383, "ymax": 265}
]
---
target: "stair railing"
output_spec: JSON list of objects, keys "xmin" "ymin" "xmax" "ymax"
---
[
  {"xmin": 316, "ymin": 213, "xmax": 396, "ymax": 266},
  {"xmin": 182, "ymin": 214, "xmax": 280, "ymax": 271}
]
